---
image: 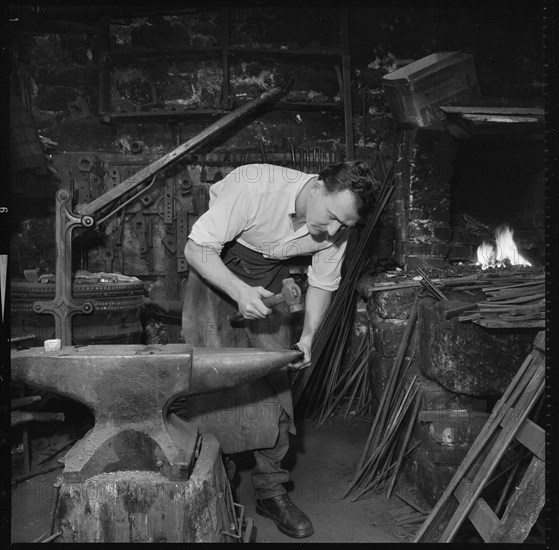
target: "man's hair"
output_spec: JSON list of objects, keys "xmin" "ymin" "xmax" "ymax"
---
[{"xmin": 318, "ymin": 160, "xmax": 377, "ymax": 218}]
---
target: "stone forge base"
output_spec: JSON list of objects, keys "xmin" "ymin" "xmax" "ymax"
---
[{"xmin": 54, "ymin": 434, "xmax": 236, "ymax": 543}]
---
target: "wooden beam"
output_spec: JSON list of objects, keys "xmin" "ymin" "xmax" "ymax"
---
[
  {"xmin": 78, "ymin": 83, "xmax": 289, "ymax": 217},
  {"xmin": 468, "ymin": 498, "xmax": 504, "ymax": 542},
  {"xmin": 514, "ymin": 418, "xmax": 545, "ymax": 460},
  {"xmin": 495, "ymin": 456, "xmax": 545, "ymax": 543}
]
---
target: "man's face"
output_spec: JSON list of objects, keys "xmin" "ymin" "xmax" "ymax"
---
[{"xmin": 305, "ymin": 180, "xmax": 361, "ymax": 238}]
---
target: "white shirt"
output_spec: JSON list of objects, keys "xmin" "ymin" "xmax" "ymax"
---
[{"xmin": 188, "ymin": 164, "xmax": 350, "ymax": 291}]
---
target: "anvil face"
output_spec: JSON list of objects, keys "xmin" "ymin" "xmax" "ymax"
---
[{"xmin": 12, "ymin": 344, "xmax": 300, "ymax": 482}]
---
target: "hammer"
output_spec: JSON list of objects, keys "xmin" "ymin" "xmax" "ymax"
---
[{"xmin": 228, "ymin": 278, "xmax": 303, "ymax": 324}]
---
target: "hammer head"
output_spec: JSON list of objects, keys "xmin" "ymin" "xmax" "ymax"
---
[{"xmin": 280, "ymin": 278, "xmax": 304, "ymax": 313}]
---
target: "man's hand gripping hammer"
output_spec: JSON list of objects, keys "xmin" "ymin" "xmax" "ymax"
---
[{"xmin": 228, "ymin": 277, "xmax": 303, "ymax": 324}]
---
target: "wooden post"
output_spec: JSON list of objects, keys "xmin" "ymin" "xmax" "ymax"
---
[
  {"xmin": 221, "ymin": 8, "xmax": 230, "ymax": 110},
  {"xmin": 97, "ymin": 17, "xmax": 110, "ymax": 115},
  {"xmin": 340, "ymin": 8, "xmax": 354, "ymax": 160}
]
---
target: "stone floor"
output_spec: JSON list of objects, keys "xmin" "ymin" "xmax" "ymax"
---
[{"xmin": 9, "ymin": 414, "xmax": 417, "ymax": 543}]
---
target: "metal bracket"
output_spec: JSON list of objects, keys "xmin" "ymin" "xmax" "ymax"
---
[
  {"xmin": 176, "ymin": 211, "xmax": 189, "ymax": 273},
  {"xmin": 32, "ymin": 189, "xmax": 95, "ymax": 346},
  {"xmin": 133, "ymin": 212, "xmax": 148, "ymax": 258},
  {"xmin": 161, "ymin": 234, "xmax": 177, "ymax": 255}
]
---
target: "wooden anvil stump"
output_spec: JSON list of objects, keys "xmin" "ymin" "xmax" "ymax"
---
[{"xmin": 55, "ymin": 434, "xmax": 236, "ymax": 543}]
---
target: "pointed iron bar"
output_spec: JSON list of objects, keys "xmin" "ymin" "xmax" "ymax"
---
[
  {"xmin": 348, "ymin": 380, "xmax": 419, "ymax": 500},
  {"xmin": 386, "ymin": 390, "xmax": 422, "ymax": 498},
  {"xmin": 343, "ymin": 353, "xmax": 370, "ymax": 419},
  {"xmin": 344, "ymin": 375, "xmax": 418, "ymax": 498},
  {"xmin": 357, "ymin": 296, "xmax": 419, "ymax": 472},
  {"xmin": 318, "ymin": 343, "xmax": 369, "ymax": 425},
  {"xmin": 292, "ymin": 162, "xmax": 395, "ymax": 415},
  {"xmin": 319, "ymin": 333, "xmax": 368, "ymax": 412},
  {"xmin": 350, "ymin": 442, "xmax": 421, "ymax": 503}
]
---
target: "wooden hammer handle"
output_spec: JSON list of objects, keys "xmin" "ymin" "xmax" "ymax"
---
[{"xmin": 227, "ymin": 291, "xmax": 282, "ymax": 323}]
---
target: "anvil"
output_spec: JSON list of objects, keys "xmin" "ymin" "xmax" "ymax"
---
[{"xmin": 11, "ymin": 344, "xmax": 300, "ymax": 482}]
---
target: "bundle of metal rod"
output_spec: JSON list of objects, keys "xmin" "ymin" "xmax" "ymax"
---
[
  {"xmin": 291, "ymin": 159, "xmax": 396, "ymax": 417},
  {"xmin": 342, "ymin": 378, "xmax": 421, "ymax": 502},
  {"xmin": 458, "ymin": 274, "xmax": 545, "ymax": 325},
  {"xmin": 314, "ymin": 332, "xmax": 373, "ymax": 425},
  {"xmin": 417, "ymin": 268, "xmax": 448, "ymax": 301},
  {"xmin": 341, "ymin": 296, "xmax": 421, "ymax": 501}
]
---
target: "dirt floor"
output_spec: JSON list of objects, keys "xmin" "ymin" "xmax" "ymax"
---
[
  {"xmin": 232, "ymin": 416, "xmax": 416, "ymax": 543},
  {"xmin": 10, "ymin": 413, "xmax": 421, "ymax": 543}
]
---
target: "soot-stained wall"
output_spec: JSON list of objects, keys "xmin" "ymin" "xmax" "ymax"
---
[{"xmin": 8, "ymin": 5, "xmax": 545, "ymax": 342}]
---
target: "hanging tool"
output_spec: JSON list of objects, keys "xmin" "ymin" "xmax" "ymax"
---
[
  {"xmin": 133, "ymin": 211, "xmax": 149, "ymax": 263},
  {"xmin": 200, "ymin": 155, "xmax": 207, "ymax": 183},
  {"xmin": 146, "ymin": 216, "xmax": 154, "ymax": 272},
  {"xmin": 289, "ymin": 141, "xmax": 296, "ymax": 169},
  {"xmin": 114, "ymin": 208, "xmax": 126, "ymax": 273},
  {"xmin": 180, "ymin": 167, "xmax": 194, "ymax": 196},
  {"xmin": 258, "ymin": 139, "xmax": 267, "ymax": 162}
]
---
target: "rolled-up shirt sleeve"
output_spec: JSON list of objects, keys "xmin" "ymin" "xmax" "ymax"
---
[
  {"xmin": 188, "ymin": 173, "xmax": 254, "ymax": 255},
  {"xmin": 307, "ymin": 229, "xmax": 349, "ymax": 292}
]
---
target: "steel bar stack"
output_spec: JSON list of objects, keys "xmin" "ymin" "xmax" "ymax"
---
[
  {"xmin": 457, "ymin": 273, "xmax": 544, "ymax": 328},
  {"xmin": 292, "ymin": 157, "xmax": 395, "ymax": 418},
  {"xmin": 341, "ymin": 295, "xmax": 421, "ymax": 501}
]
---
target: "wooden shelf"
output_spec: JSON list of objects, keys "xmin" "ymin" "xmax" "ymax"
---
[
  {"xmin": 107, "ymin": 47, "xmax": 222, "ymax": 63},
  {"xmin": 98, "ymin": 7, "xmax": 352, "ymax": 146},
  {"xmin": 106, "ymin": 45, "xmax": 341, "ymax": 64},
  {"xmin": 101, "ymin": 100, "xmax": 341, "ymax": 124},
  {"xmin": 228, "ymin": 46, "xmax": 341, "ymax": 62},
  {"xmin": 102, "ymin": 109, "xmax": 227, "ymax": 124},
  {"xmin": 273, "ymin": 101, "xmax": 342, "ymax": 111}
]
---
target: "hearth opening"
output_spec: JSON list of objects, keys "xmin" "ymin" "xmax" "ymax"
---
[{"xmin": 449, "ymin": 136, "xmax": 544, "ymax": 267}]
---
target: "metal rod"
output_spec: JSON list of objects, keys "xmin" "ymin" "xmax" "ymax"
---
[{"xmin": 78, "ymin": 81, "xmax": 291, "ymax": 218}]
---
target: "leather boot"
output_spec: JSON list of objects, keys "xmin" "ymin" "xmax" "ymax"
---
[{"xmin": 255, "ymin": 494, "xmax": 314, "ymax": 538}]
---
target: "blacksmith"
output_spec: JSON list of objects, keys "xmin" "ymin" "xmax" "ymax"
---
[{"xmin": 182, "ymin": 161, "xmax": 376, "ymax": 538}]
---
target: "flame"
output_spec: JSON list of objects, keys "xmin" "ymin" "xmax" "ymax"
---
[
  {"xmin": 476, "ymin": 241, "xmax": 496, "ymax": 269},
  {"xmin": 476, "ymin": 224, "xmax": 531, "ymax": 270}
]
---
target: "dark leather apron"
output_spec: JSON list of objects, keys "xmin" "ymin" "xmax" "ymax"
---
[{"xmin": 177, "ymin": 241, "xmax": 295, "ymax": 454}]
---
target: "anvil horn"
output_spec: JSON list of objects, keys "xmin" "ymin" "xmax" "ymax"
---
[
  {"xmin": 189, "ymin": 347, "xmax": 301, "ymax": 394},
  {"xmin": 11, "ymin": 344, "xmax": 300, "ymax": 482}
]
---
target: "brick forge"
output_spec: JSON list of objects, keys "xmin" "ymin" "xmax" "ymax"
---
[
  {"xmin": 392, "ymin": 126, "xmax": 545, "ymax": 271},
  {"xmin": 355, "ymin": 117, "xmax": 545, "ymax": 509},
  {"xmin": 357, "ymin": 283, "xmax": 537, "ymax": 510},
  {"xmin": 393, "ymin": 128, "xmax": 455, "ymax": 270}
]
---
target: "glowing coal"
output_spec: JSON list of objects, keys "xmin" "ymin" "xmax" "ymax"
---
[{"xmin": 476, "ymin": 224, "xmax": 532, "ymax": 270}]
